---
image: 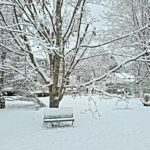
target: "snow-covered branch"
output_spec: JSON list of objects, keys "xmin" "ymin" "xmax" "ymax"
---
[
  {"xmin": 82, "ymin": 24, "xmax": 150, "ymax": 48},
  {"xmin": 80, "ymin": 50, "xmax": 149, "ymax": 86}
]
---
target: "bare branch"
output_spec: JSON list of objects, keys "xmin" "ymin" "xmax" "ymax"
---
[
  {"xmin": 80, "ymin": 50, "xmax": 149, "ymax": 87},
  {"xmin": 82, "ymin": 24, "xmax": 150, "ymax": 48}
]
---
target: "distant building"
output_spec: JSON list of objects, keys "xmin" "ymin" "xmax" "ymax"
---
[
  {"xmin": 107, "ymin": 72, "xmax": 135, "ymax": 84},
  {"xmin": 106, "ymin": 72, "xmax": 135, "ymax": 95}
]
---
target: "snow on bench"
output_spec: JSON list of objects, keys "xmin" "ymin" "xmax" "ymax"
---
[{"xmin": 43, "ymin": 107, "xmax": 74, "ymax": 127}]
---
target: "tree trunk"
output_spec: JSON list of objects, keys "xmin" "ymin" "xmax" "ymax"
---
[
  {"xmin": 49, "ymin": 96, "xmax": 60, "ymax": 108},
  {"xmin": 48, "ymin": 0, "xmax": 64, "ymax": 108},
  {"xmin": 49, "ymin": 84, "xmax": 60, "ymax": 108}
]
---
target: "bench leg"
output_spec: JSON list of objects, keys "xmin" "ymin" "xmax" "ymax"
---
[{"xmin": 72, "ymin": 120, "xmax": 74, "ymax": 127}]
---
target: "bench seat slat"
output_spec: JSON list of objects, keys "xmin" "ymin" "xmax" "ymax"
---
[
  {"xmin": 43, "ymin": 107, "xmax": 74, "ymax": 127},
  {"xmin": 44, "ymin": 118, "xmax": 74, "ymax": 122},
  {"xmin": 44, "ymin": 115, "xmax": 73, "ymax": 119}
]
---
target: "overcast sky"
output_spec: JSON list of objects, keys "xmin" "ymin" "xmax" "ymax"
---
[{"xmin": 88, "ymin": 3, "xmax": 109, "ymax": 29}]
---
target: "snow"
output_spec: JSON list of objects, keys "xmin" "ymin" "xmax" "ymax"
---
[
  {"xmin": 44, "ymin": 107, "xmax": 73, "ymax": 118},
  {"xmin": 144, "ymin": 93, "xmax": 150, "ymax": 97},
  {"xmin": 0, "ymin": 96, "xmax": 150, "ymax": 150}
]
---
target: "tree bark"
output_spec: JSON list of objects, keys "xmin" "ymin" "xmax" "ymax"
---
[
  {"xmin": 49, "ymin": 84, "xmax": 59, "ymax": 108},
  {"xmin": 48, "ymin": 0, "xmax": 63, "ymax": 108}
]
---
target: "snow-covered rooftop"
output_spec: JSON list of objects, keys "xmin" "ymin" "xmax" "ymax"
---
[{"xmin": 107, "ymin": 72, "xmax": 135, "ymax": 83}]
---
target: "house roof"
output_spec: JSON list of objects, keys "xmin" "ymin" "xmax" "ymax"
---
[
  {"xmin": 107, "ymin": 72, "xmax": 135, "ymax": 84},
  {"xmin": 114, "ymin": 73, "xmax": 135, "ymax": 79}
]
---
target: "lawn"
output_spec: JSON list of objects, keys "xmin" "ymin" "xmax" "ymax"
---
[{"xmin": 0, "ymin": 95, "xmax": 150, "ymax": 150}]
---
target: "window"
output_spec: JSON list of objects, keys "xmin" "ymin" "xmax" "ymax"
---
[{"xmin": 40, "ymin": 61, "xmax": 46, "ymax": 67}]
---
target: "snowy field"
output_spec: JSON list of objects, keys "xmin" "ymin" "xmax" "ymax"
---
[{"xmin": 0, "ymin": 95, "xmax": 150, "ymax": 150}]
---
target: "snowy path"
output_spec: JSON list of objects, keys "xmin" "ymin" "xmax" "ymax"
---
[{"xmin": 0, "ymin": 96, "xmax": 150, "ymax": 150}]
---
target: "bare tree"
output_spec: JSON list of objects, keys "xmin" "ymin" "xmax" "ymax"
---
[
  {"xmin": 104, "ymin": 0, "xmax": 150, "ymax": 76},
  {"xmin": 0, "ymin": 0, "xmax": 98, "ymax": 107}
]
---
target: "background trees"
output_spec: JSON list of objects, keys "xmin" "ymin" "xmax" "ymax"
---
[
  {"xmin": 1, "ymin": 0, "xmax": 150, "ymax": 107},
  {"xmin": 0, "ymin": 0, "xmax": 104, "ymax": 107},
  {"xmin": 105, "ymin": 0, "xmax": 150, "ymax": 77},
  {"xmin": 100, "ymin": 0, "xmax": 150, "ymax": 96}
]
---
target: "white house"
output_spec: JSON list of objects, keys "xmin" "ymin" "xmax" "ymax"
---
[{"xmin": 107, "ymin": 72, "xmax": 135, "ymax": 84}]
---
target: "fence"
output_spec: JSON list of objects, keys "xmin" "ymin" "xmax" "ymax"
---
[{"xmin": 106, "ymin": 82, "xmax": 150, "ymax": 98}]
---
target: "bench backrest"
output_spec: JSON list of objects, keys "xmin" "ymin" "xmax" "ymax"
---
[{"xmin": 44, "ymin": 107, "xmax": 73, "ymax": 119}]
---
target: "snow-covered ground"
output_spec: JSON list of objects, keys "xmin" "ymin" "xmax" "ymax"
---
[{"xmin": 0, "ymin": 95, "xmax": 150, "ymax": 150}]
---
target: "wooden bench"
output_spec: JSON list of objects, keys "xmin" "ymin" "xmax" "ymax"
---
[{"xmin": 43, "ymin": 107, "xmax": 74, "ymax": 127}]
